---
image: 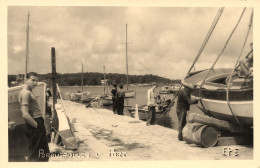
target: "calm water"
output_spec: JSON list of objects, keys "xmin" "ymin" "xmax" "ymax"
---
[{"xmin": 59, "ymin": 86, "xmax": 201, "ymax": 129}]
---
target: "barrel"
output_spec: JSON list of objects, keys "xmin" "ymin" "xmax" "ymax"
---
[{"xmin": 183, "ymin": 123, "xmax": 218, "ymax": 147}]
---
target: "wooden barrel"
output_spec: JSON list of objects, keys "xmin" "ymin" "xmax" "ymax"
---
[{"xmin": 183, "ymin": 123, "xmax": 218, "ymax": 147}]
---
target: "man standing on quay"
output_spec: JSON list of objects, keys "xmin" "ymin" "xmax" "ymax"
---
[
  {"xmin": 176, "ymin": 81, "xmax": 199, "ymax": 141},
  {"xmin": 146, "ymin": 84, "xmax": 157, "ymax": 126},
  {"xmin": 111, "ymin": 84, "xmax": 117, "ymax": 114},
  {"xmin": 116, "ymin": 84, "xmax": 125, "ymax": 115},
  {"xmin": 19, "ymin": 72, "xmax": 50, "ymax": 161}
]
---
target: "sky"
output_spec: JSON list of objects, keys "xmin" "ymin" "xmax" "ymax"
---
[{"xmin": 7, "ymin": 7, "xmax": 253, "ymax": 79}]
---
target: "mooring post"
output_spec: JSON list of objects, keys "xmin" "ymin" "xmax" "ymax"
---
[
  {"xmin": 135, "ymin": 104, "xmax": 139, "ymax": 120},
  {"xmin": 51, "ymin": 47, "xmax": 59, "ymax": 135}
]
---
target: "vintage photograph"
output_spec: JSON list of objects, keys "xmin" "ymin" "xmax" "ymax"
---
[{"xmin": 6, "ymin": 5, "xmax": 254, "ymax": 163}]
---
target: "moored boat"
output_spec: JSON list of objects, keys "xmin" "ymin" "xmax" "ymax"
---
[
  {"xmin": 99, "ymin": 66, "xmax": 113, "ymax": 106},
  {"xmin": 69, "ymin": 91, "xmax": 93, "ymax": 103},
  {"xmin": 184, "ymin": 68, "xmax": 253, "ymax": 128},
  {"xmin": 123, "ymin": 23, "xmax": 136, "ymax": 98},
  {"xmin": 127, "ymin": 99, "xmax": 173, "ymax": 120},
  {"xmin": 159, "ymin": 86, "xmax": 176, "ymax": 94},
  {"xmin": 125, "ymin": 90, "xmax": 136, "ymax": 98},
  {"xmin": 99, "ymin": 95, "xmax": 113, "ymax": 106},
  {"xmin": 181, "ymin": 8, "xmax": 254, "ymax": 130}
]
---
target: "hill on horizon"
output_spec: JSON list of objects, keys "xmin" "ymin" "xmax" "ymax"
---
[{"xmin": 8, "ymin": 72, "xmax": 181, "ymax": 87}]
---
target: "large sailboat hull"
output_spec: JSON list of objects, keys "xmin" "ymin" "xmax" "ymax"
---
[
  {"xmin": 194, "ymin": 97, "xmax": 253, "ymax": 127},
  {"xmin": 184, "ymin": 68, "xmax": 253, "ymax": 128}
]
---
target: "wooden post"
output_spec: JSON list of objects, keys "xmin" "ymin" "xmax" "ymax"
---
[
  {"xmin": 103, "ymin": 65, "xmax": 106, "ymax": 96},
  {"xmin": 51, "ymin": 47, "xmax": 58, "ymax": 132},
  {"xmin": 81, "ymin": 61, "xmax": 84, "ymax": 92},
  {"xmin": 126, "ymin": 23, "xmax": 129, "ymax": 90},
  {"xmin": 135, "ymin": 104, "xmax": 139, "ymax": 120},
  {"xmin": 24, "ymin": 12, "xmax": 30, "ymax": 84}
]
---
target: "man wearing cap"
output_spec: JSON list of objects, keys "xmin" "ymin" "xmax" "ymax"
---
[
  {"xmin": 146, "ymin": 84, "xmax": 157, "ymax": 126},
  {"xmin": 176, "ymin": 81, "xmax": 199, "ymax": 141},
  {"xmin": 111, "ymin": 84, "xmax": 117, "ymax": 114},
  {"xmin": 19, "ymin": 72, "xmax": 50, "ymax": 161}
]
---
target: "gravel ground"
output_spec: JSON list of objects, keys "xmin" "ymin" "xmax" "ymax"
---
[{"xmin": 49, "ymin": 100, "xmax": 253, "ymax": 161}]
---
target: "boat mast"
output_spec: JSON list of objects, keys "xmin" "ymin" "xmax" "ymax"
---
[
  {"xmin": 103, "ymin": 65, "xmax": 106, "ymax": 96},
  {"xmin": 126, "ymin": 23, "xmax": 129, "ymax": 90},
  {"xmin": 24, "ymin": 12, "xmax": 30, "ymax": 83},
  {"xmin": 81, "ymin": 57, "xmax": 84, "ymax": 92}
]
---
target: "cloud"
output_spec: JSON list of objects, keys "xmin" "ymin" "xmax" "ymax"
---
[{"xmin": 8, "ymin": 7, "xmax": 253, "ymax": 79}]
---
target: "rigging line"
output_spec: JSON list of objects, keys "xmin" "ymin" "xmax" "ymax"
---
[
  {"xmin": 198, "ymin": 7, "xmax": 246, "ymax": 126},
  {"xmin": 235, "ymin": 49, "xmax": 253, "ymax": 71},
  {"xmin": 226, "ymin": 9, "xmax": 253, "ymax": 128},
  {"xmin": 187, "ymin": 7, "xmax": 224, "ymax": 76},
  {"xmin": 199, "ymin": 7, "xmax": 247, "ymax": 89},
  {"xmin": 196, "ymin": 7, "xmax": 225, "ymax": 114},
  {"xmin": 233, "ymin": 9, "xmax": 253, "ymax": 70},
  {"xmin": 172, "ymin": 7, "xmax": 224, "ymax": 103},
  {"xmin": 198, "ymin": 8, "xmax": 246, "ymax": 116},
  {"xmin": 56, "ymin": 73, "xmax": 64, "ymax": 83}
]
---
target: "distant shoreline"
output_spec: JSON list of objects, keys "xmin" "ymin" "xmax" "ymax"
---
[{"xmin": 59, "ymin": 85, "xmax": 151, "ymax": 88}]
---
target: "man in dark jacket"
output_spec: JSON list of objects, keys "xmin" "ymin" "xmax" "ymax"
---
[
  {"xmin": 116, "ymin": 84, "xmax": 125, "ymax": 115},
  {"xmin": 111, "ymin": 84, "xmax": 117, "ymax": 114},
  {"xmin": 176, "ymin": 82, "xmax": 199, "ymax": 141}
]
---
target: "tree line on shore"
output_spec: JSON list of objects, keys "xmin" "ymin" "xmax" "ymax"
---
[{"xmin": 8, "ymin": 72, "xmax": 181, "ymax": 87}]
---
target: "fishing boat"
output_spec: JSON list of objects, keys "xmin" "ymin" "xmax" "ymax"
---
[
  {"xmin": 125, "ymin": 90, "xmax": 136, "ymax": 98},
  {"xmin": 100, "ymin": 95, "xmax": 113, "ymax": 106},
  {"xmin": 182, "ymin": 8, "xmax": 253, "ymax": 128},
  {"xmin": 127, "ymin": 99, "xmax": 173, "ymax": 120},
  {"xmin": 69, "ymin": 57, "xmax": 93, "ymax": 103},
  {"xmin": 69, "ymin": 91, "xmax": 93, "ymax": 103},
  {"xmin": 173, "ymin": 84, "xmax": 181, "ymax": 93},
  {"xmin": 184, "ymin": 68, "xmax": 253, "ymax": 128},
  {"xmin": 124, "ymin": 23, "xmax": 136, "ymax": 98},
  {"xmin": 159, "ymin": 86, "xmax": 174, "ymax": 94},
  {"xmin": 159, "ymin": 84, "xmax": 181, "ymax": 94}
]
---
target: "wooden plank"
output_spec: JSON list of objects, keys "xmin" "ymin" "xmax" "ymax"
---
[
  {"xmin": 217, "ymin": 136, "xmax": 253, "ymax": 146},
  {"xmin": 56, "ymin": 108, "xmax": 78, "ymax": 150},
  {"xmin": 187, "ymin": 113, "xmax": 250, "ymax": 134}
]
